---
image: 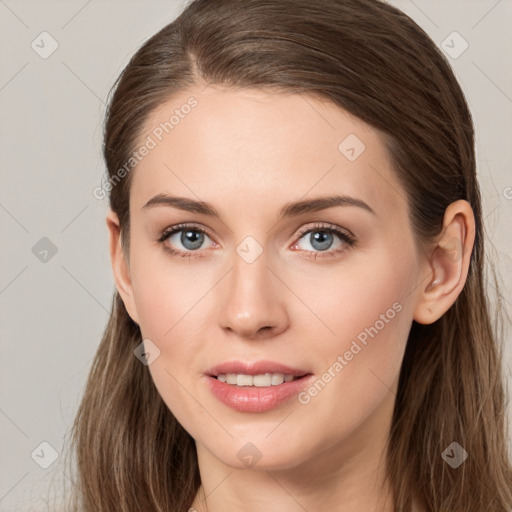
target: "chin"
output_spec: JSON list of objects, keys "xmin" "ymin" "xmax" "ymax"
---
[{"xmin": 201, "ymin": 438, "xmax": 313, "ymax": 472}]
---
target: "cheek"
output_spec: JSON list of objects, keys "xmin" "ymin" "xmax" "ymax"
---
[
  {"xmin": 296, "ymin": 250, "xmax": 415, "ymax": 419},
  {"xmin": 129, "ymin": 257, "xmax": 206, "ymax": 429},
  {"xmin": 128, "ymin": 248, "xmax": 212, "ymax": 415},
  {"xmin": 292, "ymin": 251, "xmax": 416, "ymax": 408},
  {"xmin": 129, "ymin": 243, "xmax": 210, "ymax": 340},
  {"xmin": 290, "ymin": 252, "xmax": 414, "ymax": 347}
]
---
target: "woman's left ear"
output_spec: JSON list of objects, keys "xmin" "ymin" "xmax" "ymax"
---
[{"xmin": 413, "ymin": 199, "xmax": 476, "ymax": 325}]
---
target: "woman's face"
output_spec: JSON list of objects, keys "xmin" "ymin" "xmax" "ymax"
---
[{"xmin": 115, "ymin": 85, "xmax": 430, "ymax": 472}]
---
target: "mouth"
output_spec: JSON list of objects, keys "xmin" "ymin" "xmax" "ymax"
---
[
  {"xmin": 212, "ymin": 372, "xmax": 309, "ymax": 387},
  {"xmin": 206, "ymin": 366, "xmax": 314, "ymax": 412},
  {"xmin": 206, "ymin": 360, "xmax": 311, "ymax": 388}
]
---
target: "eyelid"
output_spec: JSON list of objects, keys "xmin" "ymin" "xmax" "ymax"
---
[
  {"xmin": 294, "ymin": 222, "xmax": 355, "ymax": 240},
  {"xmin": 158, "ymin": 222, "xmax": 215, "ymax": 242}
]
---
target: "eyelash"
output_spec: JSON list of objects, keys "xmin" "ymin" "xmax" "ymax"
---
[{"xmin": 157, "ymin": 222, "xmax": 357, "ymax": 260}]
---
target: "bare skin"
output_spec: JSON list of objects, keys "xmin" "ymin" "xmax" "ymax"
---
[{"xmin": 107, "ymin": 85, "xmax": 475, "ymax": 512}]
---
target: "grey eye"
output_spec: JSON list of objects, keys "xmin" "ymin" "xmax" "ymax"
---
[
  {"xmin": 178, "ymin": 230, "xmax": 205, "ymax": 250},
  {"xmin": 306, "ymin": 231, "xmax": 334, "ymax": 251}
]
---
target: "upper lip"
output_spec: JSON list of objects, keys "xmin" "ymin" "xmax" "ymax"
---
[{"xmin": 206, "ymin": 360, "xmax": 310, "ymax": 377}]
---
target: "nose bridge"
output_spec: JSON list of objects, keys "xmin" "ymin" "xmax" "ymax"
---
[{"xmin": 218, "ymin": 239, "xmax": 288, "ymax": 337}]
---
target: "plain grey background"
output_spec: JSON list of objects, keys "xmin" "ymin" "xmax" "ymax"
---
[{"xmin": 1, "ymin": 0, "xmax": 511, "ymax": 510}]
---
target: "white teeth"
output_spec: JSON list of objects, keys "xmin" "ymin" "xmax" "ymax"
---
[
  {"xmin": 216, "ymin": 373, "xmax": 300, "ymax": 387},
  {"xmin": 237, "ymin": 374, "xmax": 253, "ymax": 386},
  {"xmin": 225, "ymin": 374, "xmax": 237, "ymax": 384}
]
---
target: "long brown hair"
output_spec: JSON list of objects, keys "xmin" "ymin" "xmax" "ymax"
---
[{"xmin": 62, "ymin": 0, "xmax": 512, "ymax": 510}]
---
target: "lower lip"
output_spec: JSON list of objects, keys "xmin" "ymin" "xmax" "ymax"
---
[{"xmin": 206, "ymin": 375, "xmax": 313, "ymax": 413}]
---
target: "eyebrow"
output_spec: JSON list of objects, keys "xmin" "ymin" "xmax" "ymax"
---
[{"xmin": 142, "ymin": 193, "xmax": 376, "ymax": 220}]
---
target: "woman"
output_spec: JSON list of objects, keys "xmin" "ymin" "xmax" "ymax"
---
[{"xmin": 65, "ymin": 0, "xmax": 512, "ymax": 510}]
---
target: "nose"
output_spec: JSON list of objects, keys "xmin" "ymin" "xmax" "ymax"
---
[{"xmin": 218, "ymin": 250, "xmax": 289, "ymax": 340}]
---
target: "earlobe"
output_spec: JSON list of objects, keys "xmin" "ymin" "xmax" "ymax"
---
[
  {"xmin": 106, "ymin": 211, "xmax": 140, "ymax": 325},
  {"xmin": 413, "ymin": 200, "xmax": 475, "ymax": 325}
]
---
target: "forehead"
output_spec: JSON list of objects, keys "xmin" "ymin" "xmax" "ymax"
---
[{"xmin": 130, "ymin": 86, "xmax": 407, "ymax": 220}]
